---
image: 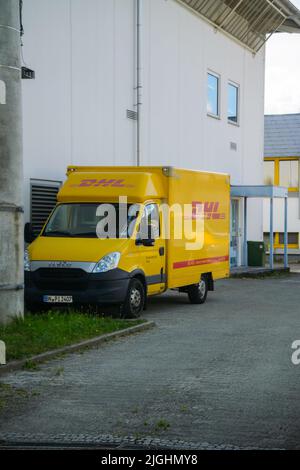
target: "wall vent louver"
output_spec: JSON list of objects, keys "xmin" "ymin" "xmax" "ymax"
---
[
  {"xmin": 30, "ymin": 181, "xmax": 61, "ymax": 233},
  {"xmin": 127, "ymin": 109, "xmax": 138, "ymax": 121}
]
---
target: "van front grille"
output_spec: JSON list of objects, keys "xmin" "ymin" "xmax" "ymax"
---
[
  {"xmin": 32, "ymin": 268, "xmax": 88, "ymax": 291},
  {"xmin": 37, "ymin": 268, "xmax": 85, "ymax": 279}
]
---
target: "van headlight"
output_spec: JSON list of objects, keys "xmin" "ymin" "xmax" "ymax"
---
[
  {"xmin": 93, "ymin": 252, "xmax": 121, "ymax": 273},
  {"xmin": 24, "ymin": 249, "xmax": 31, "ymax": 272}
]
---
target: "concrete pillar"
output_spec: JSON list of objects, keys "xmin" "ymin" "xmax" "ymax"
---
[
  {"xmin": 284, "ymin": 196, "xmax": 288, "ymax": 269},
  {"xmin": 0, "ymin": 0, "xmax": 24, "ymax": 324},
  {"xmin": 243, "ymin": 197, "xmax": 248, "ymax": 267}
]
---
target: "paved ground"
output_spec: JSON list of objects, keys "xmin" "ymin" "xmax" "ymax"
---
[
  {"xmin": 1, "ymin": 274, "xmax": 300, "ymax": 449},
  {"xmin": 291, "ymin": 263, "xmax": 300, "ymax": 273}
]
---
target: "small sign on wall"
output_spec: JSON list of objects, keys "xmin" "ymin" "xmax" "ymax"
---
[
  {"xmin": 0, "ymin": 80, "xmax": 6, "ymax": 105},
  {"xmin": 22, "ymin": 67, "xmax": 35, "ymax": 79}
]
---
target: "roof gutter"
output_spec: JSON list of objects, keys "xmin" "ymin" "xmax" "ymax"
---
[{"xmin": 274, "ymin": 0, "xmax": 300, "ymax": 31}]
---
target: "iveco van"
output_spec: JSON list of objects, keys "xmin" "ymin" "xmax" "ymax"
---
[{"xmin": 24, "ymin": 166, "xmax": 230, "ymax": 317}]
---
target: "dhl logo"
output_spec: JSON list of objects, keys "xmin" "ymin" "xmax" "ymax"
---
[
  {"xmin": 192, "ymin": 201, "xmax": 226, "ymax": 220},
  {"xmin": 72, "ymin": 179, "xmax": 134, "ymax": 188}
]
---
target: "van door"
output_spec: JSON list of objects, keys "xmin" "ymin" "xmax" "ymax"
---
[{"xmin": 138, "ymin": 203, "xmax": 166, "ymax": 295}]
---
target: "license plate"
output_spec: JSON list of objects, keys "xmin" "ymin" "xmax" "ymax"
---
[{"xmin": 43, "ymin": 295, "xmax": 73, "ymax": 304}]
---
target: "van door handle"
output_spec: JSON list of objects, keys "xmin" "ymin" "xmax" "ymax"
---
[{"xmin": 159, "ymin": 247, "xmax": 165, "ymax": 256}]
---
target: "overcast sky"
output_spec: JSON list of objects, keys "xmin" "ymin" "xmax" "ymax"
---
[{"xmin": 265, "ymin": 0, "xmax": 300, "ymax": 115}]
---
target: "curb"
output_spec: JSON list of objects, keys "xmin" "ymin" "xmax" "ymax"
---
[
  {"xmin": 0, "ymin": 320, "xmax": 155, "ymax": 376},
  {"xmin": 230, "ymin": 267, "xmax": 290, "ymax": 279},
  {"xmin": 0, "ymin": 432, "xmax": 262, "ymax": 450}
]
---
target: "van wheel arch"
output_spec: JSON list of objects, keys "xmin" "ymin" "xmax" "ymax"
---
[
  {"xmin": 203, "ymin": 272, "xmax": 214, "ymax": 291},
  {"xmin": 130, "ymin": 270, "xmax": 147, "ymax": 293}
]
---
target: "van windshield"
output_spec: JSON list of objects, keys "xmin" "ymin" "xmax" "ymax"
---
[{"xmin": 43, "ymin": 203, "xmax": 140, "ymax": 239}]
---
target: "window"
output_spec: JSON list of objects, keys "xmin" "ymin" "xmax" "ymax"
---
[
  {"xmin": 264, "ymin": 158, "xmax": 299, "ymax": 191},
  {"xmin": 138, "ymin": 204, "xmax": 160, "ymax": 240},
  {"xmin": 263, "ymin": 232, "xmax": 274, "ymax": 247},
  {"xmin": 43, "ymin": 203, "xmax": 140, "ymax": 239},
  {"xmin": 207, "ymin": 72, "xmax": 219, "ymax": 117},
  {"xmin": 264, "ymin": 232, "xmax": 299, "ymax": 249},
  {"xmin": 278, "ymin": 232, "xmax": 299, "ymax": 247},
  {"xmin": 264, "ymin": 161, "xmax": 275, "ymax": 185},
  {"xmin": 279, "ymin": 160, "xmax": 299, "ymax": 189},
  {"xmin": 228, "ymin": 82, "xmax": 239, "ymax": 124}
]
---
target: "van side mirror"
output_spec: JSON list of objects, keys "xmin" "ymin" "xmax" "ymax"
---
[
  {"xmin": 142, "ymin": 238, "xmax": 155, "ymax": 247},
  {"xmin": 135, "ymin": 237, "xmax": 155, "ymax": 247},
  {"xmin": 24, "ymin": 222, "xmax": 36, "ymax": 244}
]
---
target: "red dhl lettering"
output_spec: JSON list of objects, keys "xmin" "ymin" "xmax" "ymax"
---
[
  {"xmin": 71, "ymin": 179, "xmax": 134, "ymax": 188},
  {"xmin": 191, "ymin": 201, "xmax": 226, "ymax": 220}
]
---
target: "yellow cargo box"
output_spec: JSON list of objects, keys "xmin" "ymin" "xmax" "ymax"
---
[{"xmin": 24, "ymin": 166, "xmax": 230, "ymax": 317}]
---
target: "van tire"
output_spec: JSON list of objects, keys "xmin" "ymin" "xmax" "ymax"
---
[
  {"xmin": 187, "ymin": 277, "xmax": 208, "ymax": 304},
  {"xmin": 121, "ymin": 278, "xmax": 145, "ymax": 318}
]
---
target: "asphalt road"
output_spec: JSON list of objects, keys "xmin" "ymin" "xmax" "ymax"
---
[{"xmin": 1, "ymin": 274, "xmax": 300, "ymax": 449}]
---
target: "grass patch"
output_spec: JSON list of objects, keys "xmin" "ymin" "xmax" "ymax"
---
[
  {"xmin": 0, "ymin": 312, "xmax": 143, "ymax": 362},
  {"xmin": 154, "ymin": 419, "xmax": 171, "ymax": 432},
  {"xmin": 180, "ymin": 404, "xmax": 188, "ymax": 413},
  {"xmin": 23, "ymin": 360, "xmax": 40, "ymax": 371}
]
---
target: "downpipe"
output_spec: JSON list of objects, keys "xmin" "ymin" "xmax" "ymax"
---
[{"xmin": 136, "ymin": 0, "xmax": 142, "ymax": 166}]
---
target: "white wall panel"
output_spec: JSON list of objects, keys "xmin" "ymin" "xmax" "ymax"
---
[{"xmin": 22, "ymin": 0, "xmax": 265, "ymax": 243}]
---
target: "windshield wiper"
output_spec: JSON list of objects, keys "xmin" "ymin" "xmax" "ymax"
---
[
  {"xmin": 44, "ymin": 230, "xmax": 73, "ymax": 237},
  {"xmin": 71, "ymin": 232, "xmax": 98, "ymax": 238}
]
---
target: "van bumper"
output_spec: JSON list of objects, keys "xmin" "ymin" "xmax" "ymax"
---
[{"xmin": 24, "ymin": 268, "xmax": 130, "ymax": 308}]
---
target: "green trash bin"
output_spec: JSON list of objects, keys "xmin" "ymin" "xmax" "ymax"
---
[{"xmin": 247, "ymin": 241, "xmax": 265, "ymax": 267}]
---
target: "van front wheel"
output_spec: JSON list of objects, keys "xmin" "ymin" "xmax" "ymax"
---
[
  {"xmin": 121, "ymin": 278, "xmax": 145, "ymax": 319},
  {"xmin": 187, "ymin": 277, "xmax": 208, "ymax": 304}
]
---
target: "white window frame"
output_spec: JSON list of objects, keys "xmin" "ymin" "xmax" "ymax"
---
[
  {"xmin": 228, "ymin": 80, "xmax": 240, "ymax": 126},
  {"xmin": 207, "ymin": 70, "xmax": 221, "ymax": 120}
]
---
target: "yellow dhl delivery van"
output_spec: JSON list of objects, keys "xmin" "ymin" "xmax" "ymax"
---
[{"xmin": 24, "ymin": 166, "xmax": 230, "ymax": 317}]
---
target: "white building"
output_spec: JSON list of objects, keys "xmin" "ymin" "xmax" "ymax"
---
[
  {"xmin": 21, "ymin": 0, "xmax": 300, "ymax": 267},
  {"xmin": 264, "ymin": 113, "xmax": 300, "ymax": 257}
]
